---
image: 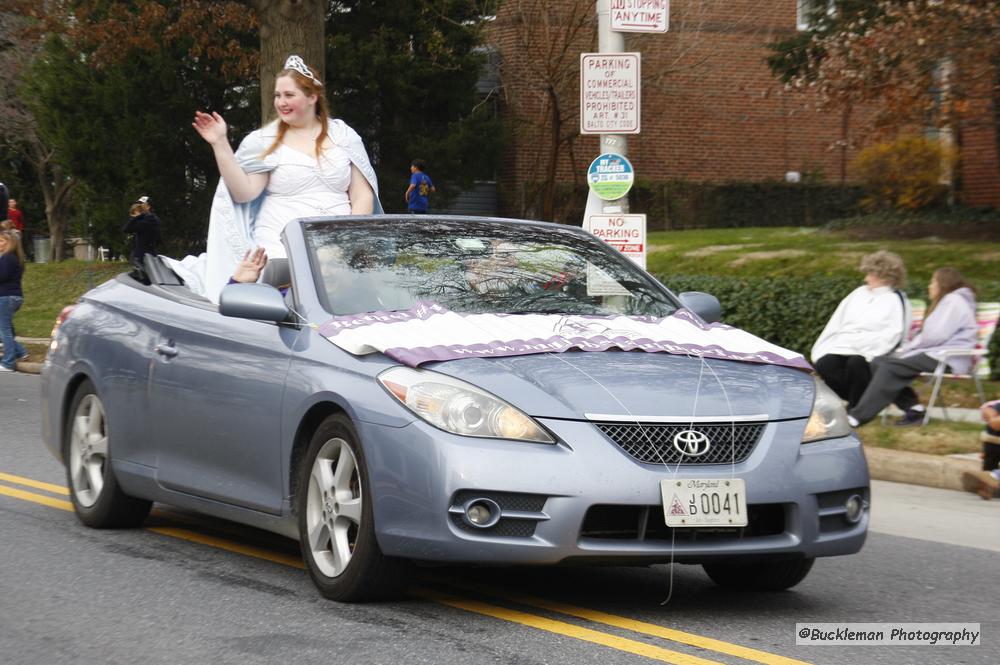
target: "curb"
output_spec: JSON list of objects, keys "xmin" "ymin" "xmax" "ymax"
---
[
  {"xmin": 15, "ymin": 361, "xmax": 44, "ymax": 374},
  {"xmin": 864, "ymin": 445, "xmax": 979, "ymax": 492}
]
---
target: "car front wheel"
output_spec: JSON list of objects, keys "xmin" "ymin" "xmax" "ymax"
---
[
  {"xmin": 702, "ymin": 557, "xmax": 815, "ymax": 591},
  {"xmin": 65, "ymin": 380, "xmax": 151, "ymax": 528},
  {"xmin": 297, "ymin": 414, "xmax": 409, "ymax": 601}
]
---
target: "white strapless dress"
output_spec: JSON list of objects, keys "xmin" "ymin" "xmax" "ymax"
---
[{"xmin": 254, "ymin": 143, "xmax": 353, "ymax": 257}]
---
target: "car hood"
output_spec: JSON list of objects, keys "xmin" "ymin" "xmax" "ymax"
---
[{"xmin": 427, "ymin": 351, "xmax": 815, "ymax": 421}]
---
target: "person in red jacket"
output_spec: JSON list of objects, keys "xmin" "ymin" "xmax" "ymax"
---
[{"xmin": 7, "ymin": 199, "xmax": 24, "ymax": 233}]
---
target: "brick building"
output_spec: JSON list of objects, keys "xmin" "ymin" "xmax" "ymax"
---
[{"xmin": 486, "ymin": 0, "xmax": 1000, "ymax": 223}]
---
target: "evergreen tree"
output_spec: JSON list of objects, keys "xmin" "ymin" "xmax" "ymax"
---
[{"xmin": 325, "ymin": 1, "xmax": 503, "ymax": 212}]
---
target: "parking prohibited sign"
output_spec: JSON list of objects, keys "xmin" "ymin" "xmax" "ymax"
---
[
  {"xmin": 586, "ymin": 214, "xmax": 647, "ymax": 269},
  {"xmin": 611, "ymin": 0, "xmax": 669, "ymax": 33},
  {"xmin": 580, "ymin": 52, "xmax": 640, "ymax": 135}
]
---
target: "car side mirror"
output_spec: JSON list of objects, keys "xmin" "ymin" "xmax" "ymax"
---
[
  {"xmin": 678, "ymin": 291, "xmax": 722, "ymax": 324},
  {"xmin": 219, "ymin": 283, "xmax": 291, "ymax": 323}
]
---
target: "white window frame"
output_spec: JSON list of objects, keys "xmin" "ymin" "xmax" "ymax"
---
[{"xmin": 797, "ymin": 0, "xmax": 836, "ymax": 31}]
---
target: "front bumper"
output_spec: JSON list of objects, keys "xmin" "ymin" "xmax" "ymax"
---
[{"xmin": 362, "ymin": 416, "xmax": 869, "ymax": 565}]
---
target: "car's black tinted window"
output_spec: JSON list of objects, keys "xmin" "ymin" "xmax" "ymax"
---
[{"xmin": 303, "ymin": 218, "xmax": 678, "ymax": 317}]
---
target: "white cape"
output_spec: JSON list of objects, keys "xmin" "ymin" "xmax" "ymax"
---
[{"xmin": 164, "ymin": 119, "xmax": 382, "ymax": 302}]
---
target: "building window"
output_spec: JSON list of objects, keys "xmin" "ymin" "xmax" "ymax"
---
[{"xmin": 797, "ymin": 0, "xmax": 836, "ymax": 31}]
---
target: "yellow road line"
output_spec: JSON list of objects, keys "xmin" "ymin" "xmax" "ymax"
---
[
  {"xmin": 0, "ymin": 484, "xmax": 73, "ymax": 511},
  {"xmin": 145, "ymin": 526, "xmax": 306, "ymax": 570},
  {"xmin": 0, "ymin": 471, "xmax": 70, "ymax": 496},
  {"xmin": 0, "ymin": 473, "xmax": 809, "ymax": 665},
  {"xmin": 426, "ymin": 577, "xmax": 810, "ymax": 665},
  {"xmin": 411, "ymin": 587, "xmax": 727, "ymax": 665}
]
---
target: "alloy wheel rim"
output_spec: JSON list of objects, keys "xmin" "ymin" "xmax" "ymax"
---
[
  {"xmin": 305, "ymin": 437, "xmax": 362, "ymax": 578},
  {"xmin": 69, "ymin": 395, "xmax": 108, "ymax": 508}
]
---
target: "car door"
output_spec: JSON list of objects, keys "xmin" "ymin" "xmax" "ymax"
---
[{"xmin": 146, "ymin": 296, "xmax": 293, "ymax": 514}]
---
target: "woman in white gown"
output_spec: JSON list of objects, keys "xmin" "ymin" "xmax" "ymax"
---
[{"xmin": 166, "ymin": 55, "xmax": 381, "ymax": 300}]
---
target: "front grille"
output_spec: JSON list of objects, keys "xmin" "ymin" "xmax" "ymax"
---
[
  {"xmin": 594, "ymin": 421, "xmax": 766, "ymax": 465},
  {"xmin": 452, "ymin": 490, "xmax": 547, "ymax": 512},
  {"xmin": 580, "ymin": 503, "xmax": 786, "ymax": 542},
  {"xmin": 450, "ymin": 514, "xmax": 538, "ymax": 537}
]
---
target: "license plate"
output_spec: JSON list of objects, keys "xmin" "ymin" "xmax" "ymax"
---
[{"xmin": 660, "ymin": 478, "xmax": 748, "ymax": 527}]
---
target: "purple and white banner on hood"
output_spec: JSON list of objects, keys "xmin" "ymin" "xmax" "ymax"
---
[{"xmin": 318, "ymin": 302, "xmax": 812, "ymax": 371}]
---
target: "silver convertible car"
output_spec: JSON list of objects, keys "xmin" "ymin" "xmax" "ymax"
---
[{"xmin": 41, "ymin": 216, "xmax": 868, "ymax": 601}]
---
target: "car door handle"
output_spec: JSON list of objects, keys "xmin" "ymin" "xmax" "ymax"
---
[{"xmin": 155, "ymin": 343, "xmax": 179, "ymax": 358}]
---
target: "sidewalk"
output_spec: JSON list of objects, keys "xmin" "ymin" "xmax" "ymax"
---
[{"xmin": 869, "ymin": 479, "xmax": 1000, "ymax": 552}]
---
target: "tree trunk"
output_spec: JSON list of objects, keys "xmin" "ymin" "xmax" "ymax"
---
[
  {"xmin": 839, "ymin": 102, "xmax": 852, "ymax": 185},
  {"xmin": 542, "ymin": 85, "xmax": 561, "ymax": 222},
  {"xmin": 992, "ymin": 55, "xmax": 1000, "ymax": 187},
  {"xmin": 252, "ymin": 0, "xmax": 325, "ymax": 124},
  {"xmin": 30, "ymin": 140, "xmax": 74, "ymax": 260}
]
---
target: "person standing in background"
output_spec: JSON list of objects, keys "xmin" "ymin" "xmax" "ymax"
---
[
  {"xmin": 7, "ymin": 199, "xmax": 24, "ymax": 233},
  {"xmin": 0, "ymin": 229, "xmax": 29, "ymax": 372},
  {"xmin": 0, "ymin": 182, "xmax": 8, "ymax": 222},
  {"xmin": 123, "ymin": 195, "xmax": 162, "ymax": 266},
  {"xmin": 405, "ymin": 159, "xmax": 435, "ymax": 214}
]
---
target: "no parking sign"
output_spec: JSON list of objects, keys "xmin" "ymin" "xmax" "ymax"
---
[{"xmin": 586, "ymin": 213, "xmax": 646, "ymax": 269}]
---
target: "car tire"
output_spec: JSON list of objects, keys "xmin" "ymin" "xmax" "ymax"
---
[
  {"xmin": 702, "ymin": 557, "xmax": 815, "ymax": 591},
  {"xmin": 64, "ymin": 380, "xmax": 152, "ymax": 528},
  {"xmin": 297, "ymin": 413, "xmax": 410, "ymax": 601}
]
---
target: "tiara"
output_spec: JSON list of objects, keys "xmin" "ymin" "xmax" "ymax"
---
[{"xmin": 283, "ymin": 55, "xmax": 323, "ymax": 87}]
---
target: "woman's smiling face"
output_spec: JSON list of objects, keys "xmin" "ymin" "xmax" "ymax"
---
[{"xmin": 273, "ymin": 75, "xmax": 317, "ymax": 126}]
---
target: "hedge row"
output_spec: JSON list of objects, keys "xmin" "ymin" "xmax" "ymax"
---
[
  {"xmin": 505, "ymin": 180, "xmax": 864, "ymax": 229},
  {"xmin": 658, "ymin": 273, "xmax": 1000, "ymax": 381}
]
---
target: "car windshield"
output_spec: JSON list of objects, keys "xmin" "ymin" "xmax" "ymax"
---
[{"xmin": 302, "ymin": 218, "xmax": 679, "ymax": 317}]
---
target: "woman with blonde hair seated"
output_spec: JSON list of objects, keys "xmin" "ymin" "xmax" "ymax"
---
[{"xmin": 811, "ymin": 250, "xmax": 910, "ymax": 409}]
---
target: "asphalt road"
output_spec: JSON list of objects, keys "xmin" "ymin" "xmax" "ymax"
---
[{"xmin": 1, "ymin": 372, "xmax": 996, "ymax": 665}]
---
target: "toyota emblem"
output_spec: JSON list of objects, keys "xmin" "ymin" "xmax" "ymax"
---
[{"xmin": 672, "ymin": 429, "xmax": 711, "ymax": 457}]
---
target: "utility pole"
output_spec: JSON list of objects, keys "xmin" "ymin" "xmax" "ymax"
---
[{"xmin": 583, "ymin": 0, "xmax": 630, "ymax": 222}]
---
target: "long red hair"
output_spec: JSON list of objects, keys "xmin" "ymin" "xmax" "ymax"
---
[{"xmin": 262, "ymin": 60, "xmax": 330, "ymax": 161}]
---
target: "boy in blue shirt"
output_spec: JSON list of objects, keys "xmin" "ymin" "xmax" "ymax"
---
[{"xmin": 405, "ymin": 159, "xmax": 435, "ymax": 214}]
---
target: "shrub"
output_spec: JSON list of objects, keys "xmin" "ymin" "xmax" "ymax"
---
[
  {"xmin": 852, "ymin": 135, "xmax": 956, "ymax": 211},
  {"xmin": 656, "ymin": 272, "xmax": 1000, "ymax": 380},
  {"xmin": 501, "ymin": 180, "xmax": 863, "ymax": 229}
]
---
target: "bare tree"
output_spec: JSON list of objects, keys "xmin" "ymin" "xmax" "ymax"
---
[
  {"xmin": 493, "ymin": 0, "xmax": 595, "ymax": 221},
  {"xmin": 493, "ymin": 0, "xmax": 781, "ymax": 221},
  {"xmin": 0, "ymin": 9, "xmax": 76, "ymax": 260}
]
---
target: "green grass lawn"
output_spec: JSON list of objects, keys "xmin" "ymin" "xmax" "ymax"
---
[
  {"xmin": 647, "ymin": 226, "xmax": 1000, "ymax": 300},
  {"xmin": 856, "ymin": 419, "xmax": 985, "ymax": 456},
  {"xmin": 17, "ymin": 260, "xmax": 129, "ymax": 338}
]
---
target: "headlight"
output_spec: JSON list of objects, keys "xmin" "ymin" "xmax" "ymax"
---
[
  {"xmin": 378, "ymin": 366, "xmax": 555, "ymax": 444},
  {"xmin": 802, "ymin": 375, "xmax": 852, "ymax": 443}
]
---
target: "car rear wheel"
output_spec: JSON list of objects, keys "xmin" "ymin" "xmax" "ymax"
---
[
  {"xmin": 65, "ymin": 380, "xmax": 152, "ymax": 528},
  {"xmin": 702, "ymin": 557, "xmax": 815, "ymax": 591},
  {"xmin": 297, "ymin": 413, "xmax": 409, "ymax": 601}
]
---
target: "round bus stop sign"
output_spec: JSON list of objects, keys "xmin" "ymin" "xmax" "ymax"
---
[{"xmin": 587, "ymin": 153, "xmax": 634, "ymax": 201}]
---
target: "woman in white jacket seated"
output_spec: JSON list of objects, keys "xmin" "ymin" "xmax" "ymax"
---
[
  {"xmin": 848, "ymin": 267, "xmax": 979, "ymax": 427},
  {"xmin": 812, "ymin": 251, "xmax": 910, "ymax": 409}
]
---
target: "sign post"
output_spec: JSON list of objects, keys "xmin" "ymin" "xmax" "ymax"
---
[{"xmin": 581, "ymin": 0, "xmax": 634, "ymax": 232}]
